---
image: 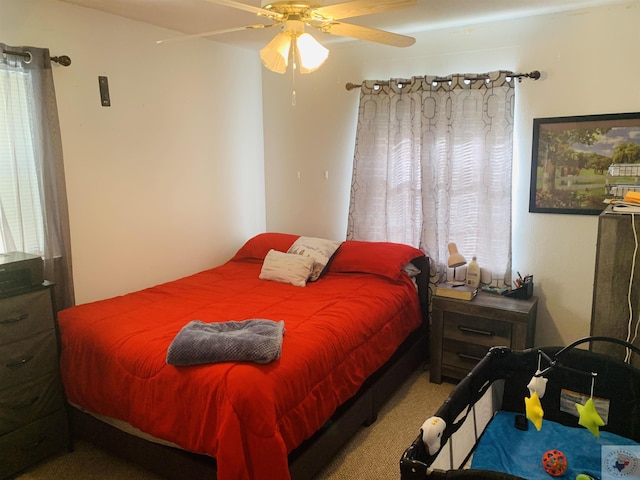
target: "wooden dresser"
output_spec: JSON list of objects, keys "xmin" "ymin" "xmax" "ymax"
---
[
  {"xmin": 591, "ymin": 207, "xmax": 640, "ymax": 367},
  {"xmin": 0, "ymin": 283, "xmax": 70, "ymax": 479},
  {"xmin": 430, "ymin": 292, "xmax": 538, "ymax": 383}
]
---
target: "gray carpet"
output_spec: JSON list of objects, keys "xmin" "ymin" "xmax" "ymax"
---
[{"xmin": 16, "ymin": 368, "xmax": 455, "ymax": 479}]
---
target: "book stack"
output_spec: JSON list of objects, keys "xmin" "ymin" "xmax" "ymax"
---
[{"xmin": 435, "ymin": 283, "xmax": 478, "ymax": 301}]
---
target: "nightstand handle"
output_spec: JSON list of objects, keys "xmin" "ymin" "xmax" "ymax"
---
[
  {"xmin": 458, "ymin": 325, "xmax": 494, "ymax": 337},
  {"xmin": 0, "ymin": 313, "xmax": 29, "ymax": 325},
  {"xmin": 458, "ymin": 352, "xmax": 484, "ymax": 362},
  {"xmin": 5, "ymin": 355, "xmax": 34, "ymax": 368}
]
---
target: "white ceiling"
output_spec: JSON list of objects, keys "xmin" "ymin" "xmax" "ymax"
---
[{"xmin": 57, "ymin": 0, "xmax": 630, "ymax": 49}]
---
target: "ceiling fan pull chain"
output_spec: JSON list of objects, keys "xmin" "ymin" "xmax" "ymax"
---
[{"xmin": 291, "ymin": 35, "xmax": 297, "ymax": 106}]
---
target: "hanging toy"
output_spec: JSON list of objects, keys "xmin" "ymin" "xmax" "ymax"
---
[
  {"xmin": 524, "ymin": 353, "xmax": 547, "ymax": 431},
  {"xmin": 528, "ymin": 354, "xmax": 549, "ymax": 398},
  {"xmin": 528, "ymin": 370, "xmax": 548, "ymax": 398},
  {"xmin": 542, "ymin": 449, "xmax": 568, "ymax": 476},
  {"xmin": 575, "ymin": 373, "xmax": 604, "ymax": 437},
  {"xmin": 525, "ymin": 391, "xmax": 544, "ymax": 431}
]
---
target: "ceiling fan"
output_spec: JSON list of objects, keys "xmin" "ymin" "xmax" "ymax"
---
[{"xmin": 158, "ymin": 0, "xmax": 417, "ymax": 74}]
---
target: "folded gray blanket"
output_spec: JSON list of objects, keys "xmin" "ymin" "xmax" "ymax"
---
[{"xmin": 166, "ymin": 319, "xmax": 285, "ymax": 366}]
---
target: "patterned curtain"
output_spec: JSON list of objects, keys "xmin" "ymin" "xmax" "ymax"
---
[
  {"xmin": 0, "ymin": 44, "xmax": 75, "ymax": 309},
  {"xmin": 347, "ymin": 71, "xmax": 515, "ymax": 287}
]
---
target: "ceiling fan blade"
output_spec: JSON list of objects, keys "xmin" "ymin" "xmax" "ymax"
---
[
  {"xmin": 315, "ymin": 0, "xmax": 416, "ymax": 21},
  {"xmin": 156, "ymin": 24, "xmax": 274, "ymax": 44},
  {"xmin": 321, "ymin": 22, "xmax": 415, "ymax": 47},
  {"xmin": 202, "ymin": 0, "xmax": 284, "ymax": 21}
]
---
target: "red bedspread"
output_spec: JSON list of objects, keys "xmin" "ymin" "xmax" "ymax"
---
[{"xmin": 58, "ymin": 258, "xmax": 422, "ymax": 480}]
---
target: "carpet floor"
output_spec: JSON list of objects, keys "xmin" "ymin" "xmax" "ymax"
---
[{"xmin": 16, "ymin": 367, "xmax": 455, "ymax": 479}]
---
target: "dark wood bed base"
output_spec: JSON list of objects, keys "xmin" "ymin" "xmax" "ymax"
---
[{"xmin": 69, "ymin": 255, "xmax": 431, "ymax": 480}]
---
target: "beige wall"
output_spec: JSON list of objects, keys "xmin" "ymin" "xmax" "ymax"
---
[
  {"xmin": 2, "ymin": 0, "xmax": 267, "ymax": 304},
  {"xmin": 262, "ymin": 2, "xmax": 640, "ymax": 347},
  {"xmin": 4, "ymin": 0, "xmax": 640, "ymax": 347}
]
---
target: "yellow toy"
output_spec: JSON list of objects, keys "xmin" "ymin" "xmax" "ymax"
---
[
  {"xmin": 525, "ymin": 391, "xmax": 544, "ymax": 431},
  {"xmin": 576, "ymin": 397, "xmax": 604, "ymax": 437}
]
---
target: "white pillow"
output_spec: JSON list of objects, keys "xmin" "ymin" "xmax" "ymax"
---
[
  {"xmin": 287, "ymin": 236, "xmax": 342, "ymax": 281},
  {"xmin": 259, "ymin": 249, "xmax": 315, "ymax": 287}
]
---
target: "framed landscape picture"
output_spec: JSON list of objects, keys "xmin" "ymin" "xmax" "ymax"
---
[{"xmin": 529, "ymin": 112, "xmax": 640, "ymax": 215}]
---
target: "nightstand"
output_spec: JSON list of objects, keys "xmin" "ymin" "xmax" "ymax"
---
[
  {"xmin": 0, "ymin": 283, "xmax": 70, "ymax": 479},
  {"xmin": 430, "ymin": 292, "xmax": 538, "ymax": 383}
]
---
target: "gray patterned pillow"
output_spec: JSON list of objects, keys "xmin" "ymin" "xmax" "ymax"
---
[
  {"xmin": 259, "ymin": 249, "xmax": 315, "ymax": 287},
  {"xmin": 287, "ymin": 236, "xmax": 342, "ymax": 281}
]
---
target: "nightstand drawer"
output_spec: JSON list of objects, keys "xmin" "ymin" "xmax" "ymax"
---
[
  {"xmin": 0, "ymin": 409, "xmax": 69, "ymax": 479},
  {"xmin": 0, "ymin": 374, "xmax": 65, "ymax": 436},
  {"xmin": 0, "ymin": 329, "xmax": 58, "ymax": 389},
  {"xmin": 0, "ymin": 289, "xmax": 54, "ymax": 345},
  {"xmin": 442, "ymin": 313, "xmax": 512, "ymax": 348},
  {"xmin": 442, "ymin": 339, "xmax": 490, "ymax": 372}
]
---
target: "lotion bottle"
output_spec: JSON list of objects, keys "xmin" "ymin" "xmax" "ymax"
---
[{"xmin": 466, "ymin": 256, "xmax": 481, "ymax": 288}]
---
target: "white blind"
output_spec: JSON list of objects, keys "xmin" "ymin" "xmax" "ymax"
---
[{"xmin": 0, "ymin": 66, "xmax": 45, "ymax": 254}]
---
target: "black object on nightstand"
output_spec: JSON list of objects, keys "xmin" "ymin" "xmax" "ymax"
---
[
  {"xmin": 430, "ymin": 292, "xmax": 538, "ymax": 383},
  {"xmin": 0, "ymin": 283, "xmax": 71, "ymax": 479}
]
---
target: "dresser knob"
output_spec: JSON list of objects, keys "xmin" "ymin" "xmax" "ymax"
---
[
  {"xmin": 5, "ymin": 355, "xmax": 34, "ymax": 368},
  {"xmin": 11, "ymin": 395, "xmax": 40, "ymax": 410},
  {"xmin": 0, "ymin": 312, "xmax": 29, "ymax": 325}
]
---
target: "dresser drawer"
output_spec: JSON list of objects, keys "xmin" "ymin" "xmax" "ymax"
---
[
  {"xmin": 0, "ymin": 374, "xmax": 64, "ymax": 436},
  {"xmin": 0, "ymin": 289, "xmax": 54, "ymax": 345},
  {"xmin": 0, "ymin": 409, "xmax": 69, "ymax": 479},
  {"xmin": 0, "ymin": 329, "xmax": 58, "ymax": 389},
  {"xmin": 442, "ymin": 312, "xmax": 512, "ymax": 348}
]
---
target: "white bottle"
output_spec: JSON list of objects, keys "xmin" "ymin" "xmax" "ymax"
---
[{"xmin": 466, "ymin": 256, "xmax": 481, "ymax": 288}]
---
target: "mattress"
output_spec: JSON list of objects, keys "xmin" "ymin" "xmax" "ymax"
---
[
  {"xmin": 471, "ymin": 411, "xmax": 639, "ymax": 479},
  {"xmin": 58, "ymin": 235, "xmax": 425, "ymax": 480}
]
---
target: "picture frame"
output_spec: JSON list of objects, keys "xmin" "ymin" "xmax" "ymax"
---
[{"xmin": 529, "ymin": 112, "xmax": 640, "ymax": 215}]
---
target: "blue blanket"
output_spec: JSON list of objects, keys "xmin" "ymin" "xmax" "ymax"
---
[
  {"xmin": 166, "ymin": 319, "xmax": 285, "ymax": 366},
  {"xmin": 472, "ymin": 411, "xmax": 639, "ymax": 479}
]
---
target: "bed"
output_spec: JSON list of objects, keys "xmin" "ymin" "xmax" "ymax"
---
[
  {"xmin": 400, "ymin": 337, "xmax": 640, "ymax": 480},
  {"xmin": 58, "ymin": 233, "xmax": 430, "ymax": 480}
]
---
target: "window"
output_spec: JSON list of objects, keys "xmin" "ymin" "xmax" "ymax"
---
[{"xmin": 0, "ymin": 68, "xmax": 45, "ymax": 254}]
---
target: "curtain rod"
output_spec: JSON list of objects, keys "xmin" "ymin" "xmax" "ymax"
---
[
  {"xmin": 345, "ymin": 70, "xmax": 540, "ymax": 91},
  {"xmin": 2, "ymin": 49, "xmax": 72, "ymax": 66}
]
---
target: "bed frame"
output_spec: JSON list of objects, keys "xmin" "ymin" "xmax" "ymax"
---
[{"xmin": 68, "ymin": 255, "xmax": 431, "ymax": 480}]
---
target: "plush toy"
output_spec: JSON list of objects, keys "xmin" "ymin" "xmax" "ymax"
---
[
  {"xmin": 576, "ymin": 398, "xmax": 604, "ymax": 437},
  {"xmin": 527, "ymin": 369, "xmax": 548, "ymax": 398},
  {"xmin": 421, "ymin": 416, "xmax": 446, "ymax": 456},
  {"xmin": 525, "ymin": 391, "xmax": 544, "ymax": 431},
  {"xmin": 542, "ymin": 449, "xmax": 568, "ymax": 476}
]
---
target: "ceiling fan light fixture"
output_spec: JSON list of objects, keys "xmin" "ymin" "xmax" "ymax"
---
[
  {"xmin": 295, "ymin": 32, "xmax": 329, "ymax": 74},
  {"xmin": 260, "ymin": 31, "xmax": 291, "ymax": 74}
]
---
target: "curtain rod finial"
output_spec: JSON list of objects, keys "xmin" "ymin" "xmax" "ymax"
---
[
  {"xmin": 51, "ymin": 55, "xmax": 71, "ymax": 66},
  {"xmin": 345, "ymin": 82, "xmax": 360, "ymax": 91}
]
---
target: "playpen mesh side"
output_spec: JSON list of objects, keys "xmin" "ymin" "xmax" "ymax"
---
[
  {"xmin": 400, "ymin": 341, "xmax": 640, "ymax": 479},
  {"xmin": 400, "ymin": 347, "xmax": 513, "ymax": 479}
]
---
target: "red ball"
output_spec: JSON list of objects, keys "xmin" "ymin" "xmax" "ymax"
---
[{"xmin": 542, "ymin": 449, "xmax": 568, "ymax": 476}]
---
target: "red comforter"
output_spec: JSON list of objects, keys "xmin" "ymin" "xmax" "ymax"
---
[{"xmin": 58, "ymin": 257, "xmax": 422, "ymax": 480}]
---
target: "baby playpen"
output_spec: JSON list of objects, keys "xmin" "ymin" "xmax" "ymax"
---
[{"xmin": 400, "ymin": 337, "xmax": 640, "ymax": 480}]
